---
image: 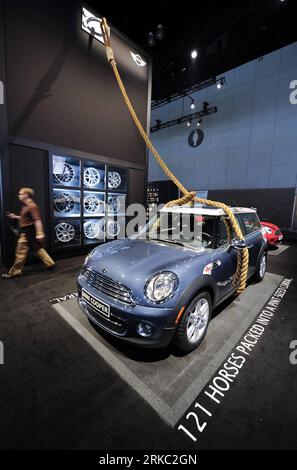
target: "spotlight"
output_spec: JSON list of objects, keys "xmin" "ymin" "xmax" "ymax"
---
[
  {"xmin": 217, "ymin": 78, "xmax": 225, "ymax": 89},
  {"xmin": 147, "ymin": 32, "xmax": 155, "ymax": 47},
  {"xmin": 191, "ymin": 50, "xmax": 198, "ymax": 59},
  {"xmin": 197, "ymin": 119, "xmax": 202, "ymax": 126},
  {"xmin": 155, "ymin": 24, "xmax": 164, "ymax": 40},
  {"xmin": 190, "ymin": 99, "xmax": 195, "ymax": 110},
  {"xmin": 186, "ymin": 120, "xmax": 192, "ymax": 127}
]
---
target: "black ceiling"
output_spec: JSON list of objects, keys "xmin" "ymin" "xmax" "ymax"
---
[{"xmin": 87, "ymin": 0, "xmax": 297, "ymax": 101}]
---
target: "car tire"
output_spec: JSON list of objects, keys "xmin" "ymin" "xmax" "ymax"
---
[
  {"xmin": 173, "ymin": 291, "xmax": 212, "ymax": 353},
  {"xmin": 253, "ymin": 252, "xmax": 267, "ymax": 283}
]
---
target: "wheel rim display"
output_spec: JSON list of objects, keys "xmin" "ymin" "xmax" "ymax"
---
[
  {"xmin": 84, "ymin": 220, "xmax": 104, "ymax": 239},
  {"xmin": 54, "ymin": 162, "xmax": 74, "ymax": 184},
  {"xmin": 55, "ymin": 222, "xmax": 75, "ymax": 243},
  {"xmin": 106, "ymin": 220, "xmax": 120, "ymax": 237},
  {"xmin": 84, "ymin": 167, "xmax": 100, "ymax": 187},
  {"xmin": 83, "ymin": 195, "xmax": 104, "ymax": 214},
  {"xmin": 186, "ymin": 298, "xmax": 209, "ymax": 343},
  {"xmin": 108, "ymin": 171, "xmax": 121, "ymax": 189},
  {"xmin": 54, "ymin": 192, "xmax": 75, "ymax": 213},
  {"xmin": 108, "ymin": 195, "xmax": 121, "ymax": 213}
]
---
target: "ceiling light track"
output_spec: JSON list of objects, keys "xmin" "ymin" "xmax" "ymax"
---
[
  {"xmin": 150, "ymin": 105, "xmax": 218, "ymax": 133},
  {"xmin": 152, "ymin": 77, "xmax": 226, "ymax": 110}
]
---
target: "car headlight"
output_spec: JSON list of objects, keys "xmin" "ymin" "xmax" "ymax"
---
[
  {"xmin": 145, "ymin": 272, "xmax": 178, "ymax": 303},
  {"xmin": 83, "ymin": 248, "xmax": 97, "ymax": 266}
]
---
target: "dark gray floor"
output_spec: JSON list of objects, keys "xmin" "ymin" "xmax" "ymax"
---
[
  {"xmin": 0, "ymin": 245, "xmax": 297, "ymax": 449},
  {"xmin": 53, "ymin": 273, "xmax": 282, "ymax": 426}
]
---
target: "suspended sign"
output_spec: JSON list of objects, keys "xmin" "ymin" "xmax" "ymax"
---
[
  {"xmin": 188, "ymin": 129, "xmax": 204, "ymax": 147},
  {"xmin": 81, "ymin": 7, "xmax": 110, "ymax": 44}
]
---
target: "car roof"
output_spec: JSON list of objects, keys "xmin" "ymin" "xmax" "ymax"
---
[{"xmin": 159, "ymin": 205, "xmax": 257, "ymax": 216}]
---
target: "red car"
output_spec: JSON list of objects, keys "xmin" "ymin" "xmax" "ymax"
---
[{"xmin": 261, "ymin": 221, "xmax": 283, "ymax": 247}]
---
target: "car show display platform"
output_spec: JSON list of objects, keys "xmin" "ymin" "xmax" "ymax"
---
[{"xmin": 53, "ymin": 273, "xmax": 283, "ymax": 427}]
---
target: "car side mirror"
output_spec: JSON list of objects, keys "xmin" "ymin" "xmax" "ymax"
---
[{"xmin": 228, "ymin": 238, "xmax": 249, "ymax": 251}]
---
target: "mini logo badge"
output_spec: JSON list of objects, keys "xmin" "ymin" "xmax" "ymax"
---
[
  {"xmin": 82, "ymin": 7, "xmax": 109, "ymax": 44},
  {"xmin": 130, "ymin": 52, "xmax": 147, "ymax": 67}
]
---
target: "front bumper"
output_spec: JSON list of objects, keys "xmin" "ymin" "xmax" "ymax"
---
[
  {"xmin": 267, "ymin": 234, "xmax": 283, "ymax": 246},
  {"xmin": 77, "ymin": 276, "xmax": 177, "ymax": 348}
]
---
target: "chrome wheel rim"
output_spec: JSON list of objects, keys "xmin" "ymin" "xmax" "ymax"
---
[
  {"xmin": 54, "ymin": 162, "xmax": 74, "ymax": 184},
  {"xmin": 108, "ymin": 171, "xmax": 121, "ymax": 189},
  {"xmin": 54, "ymin": 192, "xmax": 74, "ymax": 213},
  {"xmin": 84, "ymin": 167, "xmax": 100, "ymax": 187},
  {"xmin": 186, "ymin": 298, "xmax": 209, "ymax": 344},
  {"xmin": 55, "ymin": 222, "xmax": 75, "ymax": 243},
  {"xmin": 84, "ymin": 221, "xmax": 100, "ymax": 239},
  {"xmin": 106, "ymin": 221, "xmax": 120, "ymax": 237},
  {"xmin": 83, "ymin": 195, "xmax": 104, "ymax": 214},
  {"xmin": 259, "ymin": 255, "xmax": 266, "ymax": 278},
  {"xmin": 108, "ymin": 195, "xmax": 121, "ymax": 213}
]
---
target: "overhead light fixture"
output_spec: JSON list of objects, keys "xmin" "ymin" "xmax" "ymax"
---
[
  {"xmin": 186, "ymin": 120, "xmax": 192, "ymax": 127},
  {"xmin": 197, "ymin": 119, "xmax": 202, "ymax": 126},
  {"xmin": 190, "ymin": 99, "xmax": 195, "ymax": 109},
  {"xmin": 203, "ymin": 101, "xmax": 210, "ymax": 113},
  {"xmin": 155, "ymin": 24, "xmax": 164, "ymax": 40},
  {"xmin": 191, "ymin": 50, "xmax": 198, "ymax": 59},
  {"xmin": 217, "ymin": 78, "xmax": 225, "ymax": 89},
  {"xmin": 147, "ymin": 32, "xmax": 155, "ymax": 47}
]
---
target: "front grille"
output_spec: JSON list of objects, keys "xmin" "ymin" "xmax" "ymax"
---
[
  {"xmin": 85, "ymin": 304, "xmax": 127, "ymax": 336},
  {"xmin": 83, "ymin": 268, "xmax": 134, "ymax": 305},
  {"xmin": 275, "ymin": 230, "xmax": 281, "ymax": 235}
]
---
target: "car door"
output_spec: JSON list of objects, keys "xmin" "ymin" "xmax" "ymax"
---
[
  {"xmin": 210, "ymin": 216, "xmax": 237, "ymax": 301},
  {"xmin": 235, "ymin": 212, "xmax": 263, "ymax": 274}
]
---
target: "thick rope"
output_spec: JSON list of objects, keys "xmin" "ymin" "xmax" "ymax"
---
[{"xmin": 101, "ymin": 18, "xmax": 249, "ymax": 294}]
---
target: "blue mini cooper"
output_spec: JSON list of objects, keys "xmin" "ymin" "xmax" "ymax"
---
[{"xmin": 77, "ymin": 206, "xmax": 267, "ymax": 352}]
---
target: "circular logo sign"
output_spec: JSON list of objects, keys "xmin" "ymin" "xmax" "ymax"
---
[{"xmin": 188, "ymin": 129, "xmax": 204, "ymax": 147}]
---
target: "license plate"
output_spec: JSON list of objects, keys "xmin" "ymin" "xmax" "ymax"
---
[
  {"xmin": 82, "ymin": 289, "xmax": 110, "ymax": 318},
  {"xmin": 279, "ymin": 235, "xmax": 283, "ymax": 241}
]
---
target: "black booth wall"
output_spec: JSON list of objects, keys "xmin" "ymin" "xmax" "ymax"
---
[
  {"xmin": 5, "ymin": 0, "xmax": 149, "ymax": 165},
  {"xmin": 208, "ymin": 188, "xmax": 295, "ymax": 229},
  {"xmin": 0, "ymin": 0, "xmax": 152, "ymax": 266}
]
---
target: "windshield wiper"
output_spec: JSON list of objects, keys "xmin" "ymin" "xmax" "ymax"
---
[{"xmin": 148, "ymin": 237, "xmax": 185, "ymax": 247}]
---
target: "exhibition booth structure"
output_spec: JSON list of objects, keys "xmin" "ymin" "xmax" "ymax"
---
[{"xmin": 0, "ymin": 0, "xmax": 152, "ymax": 265}]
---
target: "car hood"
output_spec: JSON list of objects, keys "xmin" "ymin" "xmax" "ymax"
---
[
  {"xmin": 85, "ymin": 238, "xmax": 212, "ymax": 300},
  {"xmin": 261, "ymin": 221, "xmax": 280, "ymax": 231}
]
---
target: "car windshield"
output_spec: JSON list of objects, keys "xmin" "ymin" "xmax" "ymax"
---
[{"xmin": 137, "ymin": 212, "xmax": 217, "ymax": 251}]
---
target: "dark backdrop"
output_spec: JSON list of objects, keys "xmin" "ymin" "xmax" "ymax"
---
[
  {"xmin": 5, "ymin": 0, "xmax": 150, "ymax": 165},
  {"xmin": 209, "ymin": 188, "xmax": 295, "ymax": 229}
]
